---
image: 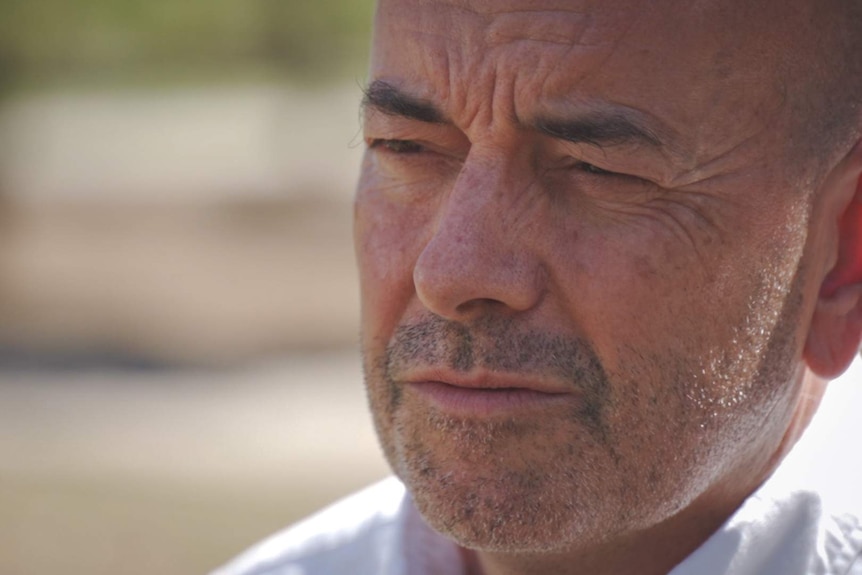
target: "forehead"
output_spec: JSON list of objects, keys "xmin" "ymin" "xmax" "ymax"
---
[{"xmin": 370, "ymin": 0, "xmax": 815, "ymax": 159}]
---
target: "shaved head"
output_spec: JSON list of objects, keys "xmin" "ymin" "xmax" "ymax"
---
[{"xmin": 785, "ymin": 0, "xmax": 862, "ymax": 178}]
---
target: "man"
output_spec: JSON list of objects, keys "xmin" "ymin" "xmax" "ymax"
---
[{"xmin": 216, "ymin": 0, "xmax": 862, "ymax": 573}]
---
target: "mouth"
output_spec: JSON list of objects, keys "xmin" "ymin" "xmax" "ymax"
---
[{"xmin": 403, "ymin": 370, "xmax": 574, "ymax": 416}]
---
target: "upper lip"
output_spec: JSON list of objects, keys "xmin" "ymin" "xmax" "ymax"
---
[{"xmin": 401, "ymin": 368, "xmax": 573, "ymax": 395}]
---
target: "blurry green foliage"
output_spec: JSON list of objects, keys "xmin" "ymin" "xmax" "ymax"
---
[{"xmin": 0, "ymin": 0, "xmax": 376, "ymax": 90}]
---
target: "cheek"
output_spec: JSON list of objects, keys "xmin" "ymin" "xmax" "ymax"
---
[
  {"xmin": 354, "ymin": 183, "xmax": 436, "ymax": 344},
  {"xmin": 548, "ymin": 225, "xmax": 709, "ymax": 355},
  {"xmin": 583, "ymin": 222, "xmax": 802, "ymax": 402},
  {"xmin": 551, "ymin": 217, "xmax": 795, "ymax": 385}
]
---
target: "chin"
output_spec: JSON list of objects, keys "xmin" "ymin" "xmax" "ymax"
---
[
  {"xmin": 402, "ymin": 461, "xmax": 610, "ymax": 553},
  {"xmin": 385, "ymin": 413, "xmax": 627, "ymax": 554}
]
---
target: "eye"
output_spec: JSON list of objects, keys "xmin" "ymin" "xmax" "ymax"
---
[
  {"xmin": 369, "ymin": 138, "xmax": 425, "ymax": 154},
  {"xmin": 562, "ymin": 158, "xmax": 655, "ymax": 193},
  {"xmin": 572, "ymin": 161, "xmax": 614, "ymax": 176}
]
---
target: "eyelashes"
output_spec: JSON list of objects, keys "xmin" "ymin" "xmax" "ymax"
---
[
  {"xmin": 366, "ymin": 136, "xmax": 662, "ymax": 206},
  {"xmin": 369, "ymin": 138, "xmax": 617, "ymax": 178},
  {"xmin": 570, "ymin": 161, "xmax": 614, "ymax": 176},
  {"xmin": 368, "ymin": 138, "xmax": 426, "ymax": 155}
]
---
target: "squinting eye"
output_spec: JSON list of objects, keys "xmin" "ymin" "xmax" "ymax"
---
[
  {"xmin": 369, "ymin": 138, "xmax": 425, "ymax": 154},
  {"xmin": 573, "ymin": 161, "xmax": 614, "ymax": 176}
]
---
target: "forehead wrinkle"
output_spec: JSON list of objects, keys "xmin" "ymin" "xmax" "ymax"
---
[
  {"xmin": 374, "ymin": 0, "xmax": 702, "ymax": 169},
  {"xmin": 447, "ymin": 0, "xmax": 592, "ymax": 15},
  {"xmin": 485, "ymin": 10, "xmax": 596, "ymax": 48}
]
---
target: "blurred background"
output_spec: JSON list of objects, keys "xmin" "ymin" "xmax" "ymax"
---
[{"xmin": 0, "ymin": 2, "xmax": 390, "ymax": 574}]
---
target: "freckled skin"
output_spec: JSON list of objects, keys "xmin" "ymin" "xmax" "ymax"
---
[{"xmin": 355, "ymin": 1, "xmax": 856, "ymax": 574}]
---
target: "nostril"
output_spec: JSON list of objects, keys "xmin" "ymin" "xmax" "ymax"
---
[
  {"xmin": 455, "ymin": 296, "xmax": 545, "ymax": 324},
  {"xmin": 413, "ymin": 236, "xmax": 546, "ymax": 320},
  {"xmin": 453, "ymin": 298, "xmax": 510, "ymax": 317}
]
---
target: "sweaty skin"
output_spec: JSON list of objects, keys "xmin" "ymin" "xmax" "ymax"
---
[{"xmin": 355, "ymin": 1, "xmax": 862, "ymax": 574}]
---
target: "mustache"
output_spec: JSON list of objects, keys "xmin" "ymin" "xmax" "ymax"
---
[{"xmin": 384, "ymin": 315, "xmax": 609, "ymax": 391}]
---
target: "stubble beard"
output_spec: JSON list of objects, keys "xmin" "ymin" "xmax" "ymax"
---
[
  {"xmin": 390, "ymin": 408, "xmax": 619, "ymax": 552},
  {"xmin": 364, "ymin": 316, "xmax": 645, "ymax": 552},
  {"xmin": 363, "ymin": 262, "xmax": 807, "ymax": 554}
]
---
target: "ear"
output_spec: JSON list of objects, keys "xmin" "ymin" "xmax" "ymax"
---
[{"xmin": 804, "ymin": 140, "xmax": 862, "ymax": 379}]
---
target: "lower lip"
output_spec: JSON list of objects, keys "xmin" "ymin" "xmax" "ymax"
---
[{"xmin": 407, "ymin": 381, "xmax": 572, "ymax": 416}]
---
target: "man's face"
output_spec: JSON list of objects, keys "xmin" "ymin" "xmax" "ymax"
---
[{"xmin": 356, "ymin": 0, "xmax": 827, "ymax": 553}]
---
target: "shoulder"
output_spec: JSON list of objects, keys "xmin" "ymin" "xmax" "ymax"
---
[
  {"xmin": 773, "ymin": 363, "xmax": 862, "ymax": 572},
  {"xmin": 212, "ymin": 477, "xmax": 410, "ymax": 575},
  {"xmin": 749, "ymin": 362, "xmax": 862, "ymax": 572}
]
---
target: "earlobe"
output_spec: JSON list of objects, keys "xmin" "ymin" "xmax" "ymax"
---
[{"xmin": 804, "ymin": 147, "xmax": 862, "ymax": 379}]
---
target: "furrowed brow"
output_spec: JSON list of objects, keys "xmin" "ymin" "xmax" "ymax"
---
[
  {"xmin": 534, "ymin": 114, "xmax": 664, "ymax": 150},
  {"xmin": 361, "ymin": 80, "xmax": 446, "ymax": 124}
]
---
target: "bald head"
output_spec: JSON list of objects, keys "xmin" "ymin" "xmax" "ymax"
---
[
  {"xmin": 781, "ymin": 0, "xmax": 862, "ymax": 177},
  {"xmin": 368, "ymin": 0, "xmax": 862, "ymax": 187}
]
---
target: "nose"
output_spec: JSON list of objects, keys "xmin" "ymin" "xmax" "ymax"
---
[{"xmin": 413, "ymin": 155, "xmax": 546, "ymax": 320}]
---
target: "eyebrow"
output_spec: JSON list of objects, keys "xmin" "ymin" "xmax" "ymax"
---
[
  {"xmin": 361, "ymin": 80, "xmax": 674, "ymax": 154},
  {"xmin": 361, "ymin": 80, "xmax": 446, "ymax": 124},
  {"xmin": 533, "ymin": 114, "xmax": 664, "ymax": 150}
]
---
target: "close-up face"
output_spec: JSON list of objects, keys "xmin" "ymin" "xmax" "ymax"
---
[{"xmin": 355, "ymin": 0, "xmax": 842, "ymax": 554}]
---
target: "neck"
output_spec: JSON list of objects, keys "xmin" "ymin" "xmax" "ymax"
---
[{"xmin": 461, "ymin": 500, "xmax": 735, "ymax": 575}]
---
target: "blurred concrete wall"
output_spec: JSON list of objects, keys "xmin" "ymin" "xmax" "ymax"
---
[
  {"xmin": 0, "ymin": 84, "xmax": 364, "ymax": 364},
  {"xmin": 0, "ymin": 83, "xmax": 389, "ymax": 575},
  {"xmin": 0, "ymin": 4, "xmax": 383, "ymax": 575}
]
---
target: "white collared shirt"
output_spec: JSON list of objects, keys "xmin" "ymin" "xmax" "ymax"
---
[{"xmin": 214, "ymin": 361, "xmax": 862, "ymax": 575}]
